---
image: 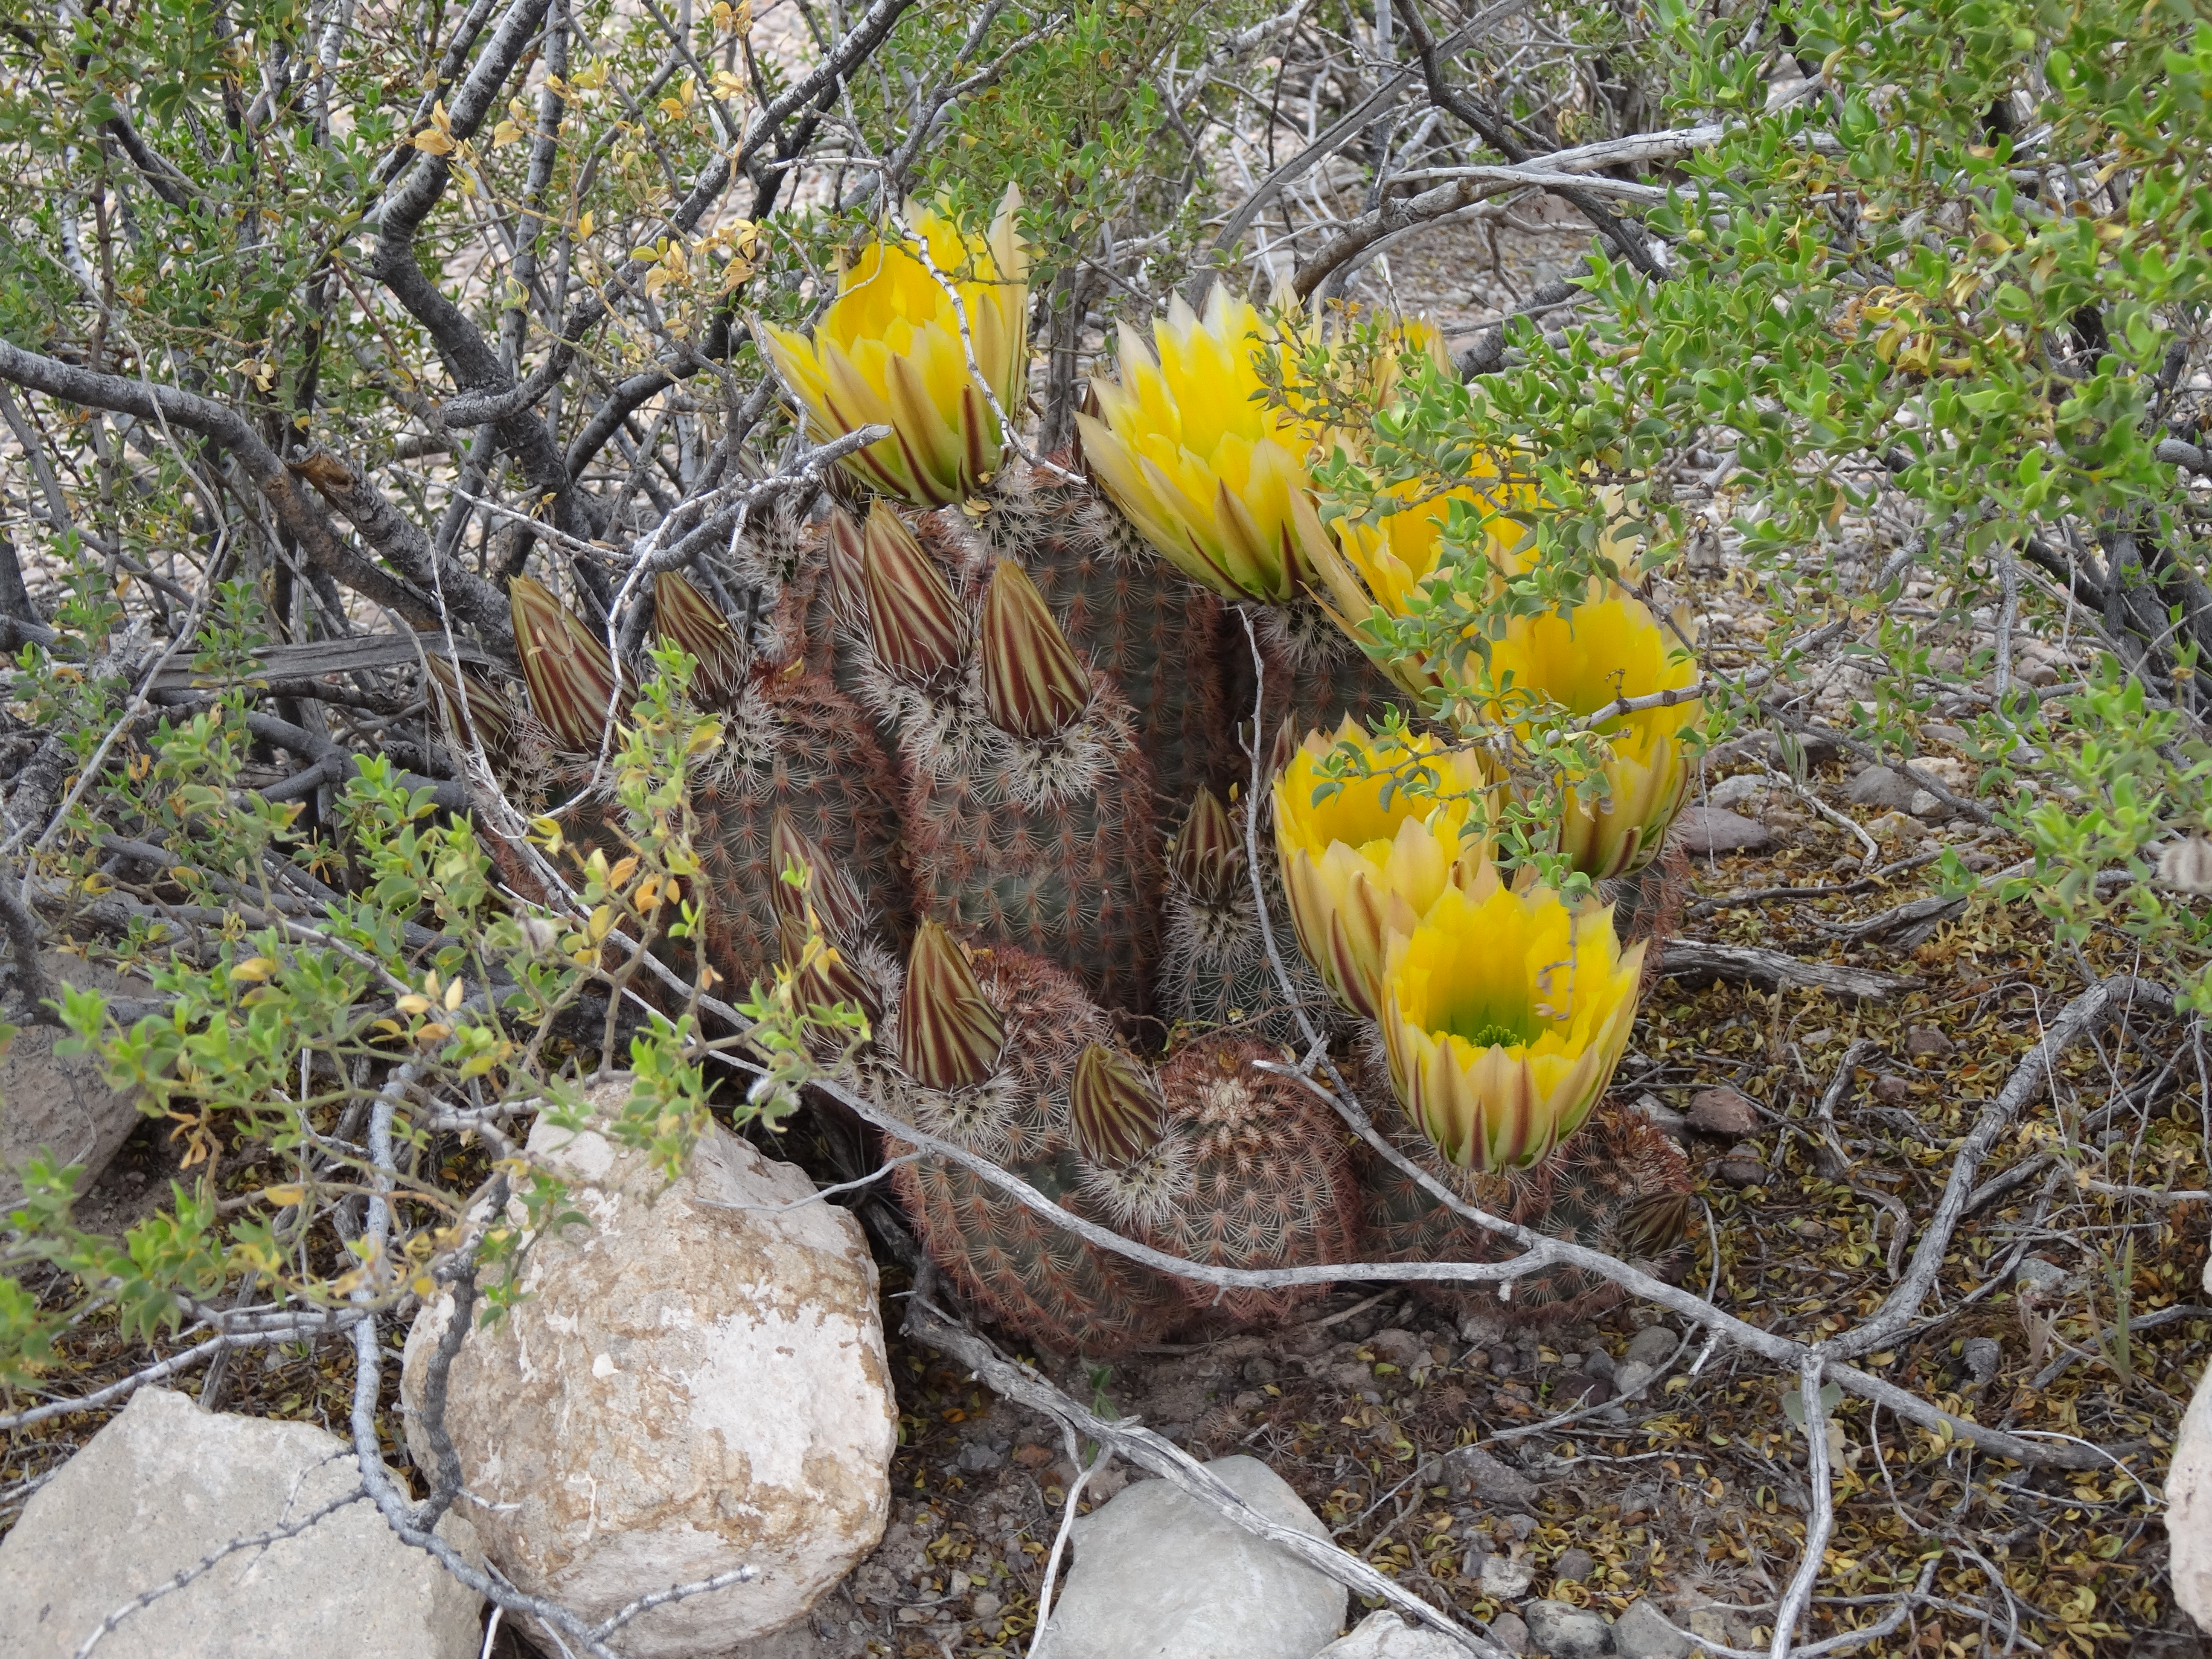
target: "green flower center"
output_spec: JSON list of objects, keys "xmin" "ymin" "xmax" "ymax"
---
[{"xmin": 1461, "ymin": 1020, "xmax": 1530, "ymax": 1052}]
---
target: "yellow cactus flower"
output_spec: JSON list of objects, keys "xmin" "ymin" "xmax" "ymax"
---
[
  {"xmin": 755, "ymin": 185, "xmax": 1029, "ymax": 507},
  {"xmin": 1273, "ymin": 716, "xmax": 1491, "ymax": 1020},
  {"xmin": 1381, "ymin": 879, "xmax": 1645, "ymax": 1170},
  {"xmin": 1482, "ymin": 589, "xmax": 1700, "ymax": 879},
  {"xmin": 1077, "ymin": 283, "xmax": 1323, "ymax": 603}
]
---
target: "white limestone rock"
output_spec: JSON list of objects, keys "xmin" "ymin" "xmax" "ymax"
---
[
  {"xmin": 1315, "ymin": 1610, "xmax": 1480, "ymax": 1657},
  {"xmin": 1035, "ymin": 1453, "xmax": 1346, "ymax": 1659},
  {"xmin": 2165, "ymin": 1254, "xmax": 2212, "ymax": 1631},
  {"xmin": 0, "ymin": 1385, "xmax": 483, "ymax": 1659},
  {"xmin": 401, "ymin": 1082, "xmax": 896, "ymax": 1656}
]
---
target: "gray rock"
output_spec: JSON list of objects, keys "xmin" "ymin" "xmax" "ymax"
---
[
  {"xmin": 1705, "ymin": 774, "xmax": 1770, "ymax": 812},
  {"xmin": 1614, "ymin": 1599, "xmax": 1693, "ymax": 1659},
  {"xmin": 1630, "ymin": 1094, "xmax": 1690, "ymax": 1144},
  {"xmin": 1686, "ymin": 1087, "xmax": 1761, "ymax": 1137},
  {"xmin": 1962, "ymin": 1338, "xmax": 2003, "ymax": 1385},
  {"xmin": 1314, "ymin": 1611, "xmax": 1472, "ymax": 1659},
  {"xmin": 1035, "ymin": 1454, "xmax": 1345, "ymax": 1659},
  {"xmin": 957, "ymin": 1441, "xmax": 1007, "ymax": 1473},
  {"xmin": 1905, "ymin": 1027, "xmax": 1956, "ymax": 1060},
  {"xmin": 1552, "ymin": 1547, "xmax": 1596, "ymax": 1583},
  {"xmin": 1437, "ymin": 1444, "xmax": 1539, "ymax": 1510},
  {"xmin": 1527, "ymin": 1598, "xmax": 1615, "ymax": 1659},
  {"xmin": 1718, "ymin": 1144, "xmax": 1768, "ymax": 1187},
  {"xmin": 0, "ymin": 1386, "xmax": 483, "ymax": 1659},
  {"xmin": 1625, "ymin": 1327, "xmax": 1678, "ymax": 1368},
  {"xmin": 1847, "ymin": 767, "xmax": 1920, "ymax": 811},
  {"xmin": 1581, "ymin": 1349, "xmax": 1615, "ymax": 1381},
  {"xmin": 2014, "ymin": 1257, "xmax": 2069, "ymax": 1295},
  {"xmin": 1670, "ymin": 806, "xmax": 1774, "ymax": 857},
  {"xmin": 0, "ymin": 954, "xmax": 151, "ymax": 1209},
  {"xmin": 1480, "ymin": 1551, "xmax": 1536, "ymax": 1599},
  {"xmin": 2170, "ymin": 1261, "xmax": 2212, "ymax": 1633},
  {"xmin": 1490, "ymin": 1611, "xmax": 1534, "ymax": 1655},
  {"xmin": 1610, "ymin": 1360, "xmax": 1657, "ymax": 1401},
  {"xmin": 1907, "ymin": 789, "xmax": 1951, "ymax": 820}
]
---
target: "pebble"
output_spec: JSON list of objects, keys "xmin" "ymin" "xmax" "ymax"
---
[
  {"xmin": 1613, "ymin": 1599, "xmax": 1693, "ymax": 1659},
  {"xmin": 1436, "ymin": 1445, "xmax": 1539, "ymax": 1510},
  {"xmin": 1610, "ymin": 1360, "xmax": 1656, "ymax": 1401},
  {"xmin": 1490, "ymin": 1611, "xmax": 1534, "ymax": 1656},
  {"xmin": 1314, "ymin": 1612, "xmax": 1476, "ymax": 1658},
  {"xmin": 1631, "ymin": 1094, "xmax": 1691, "ymax": 1144},
  {"xmin": 1705, "ymin": 774, "xmax": 1771, "ymax": 812},
  {"xmin": 1869, "ymin": 1074, "xmax": 1915, "ymax": 1105},
  {"xmin": 2015, "ymin": 1257, "xmax": 2068, "ymax": 1294},
  {"xmin": 1905, "ymin": 1027, "xmax": 1956, "ymax": 1060},
  {"xmin": 1846, "ymin": 766, "xmax": 1920, "ymax": 810},
  {"xmin": 1552, "ymin": 1547, "xmax": 1596, "ymax": 1583},
  {"xmin": 1526, "ymin": 1598, "xmax": 1615, "ymax": 1659},
  {"xmin": 1717, "ymin": 1144, "xmax": 1767, "ymax": 1187},
  {"xmin": 1625, "ymin": 1327, "xmax": 1678, "ymax": 1368},
  {"xmin": 1481, "ymin": 1552, "xmax": 1536, "ymax": 1599},
  {"xmin": 1671, "ymin": 806, "xmax": 1775, "ymax": 857},
  {"xmin": 1686, "ymin": 1087, "xmax": 1760, "ymax": 1137}
]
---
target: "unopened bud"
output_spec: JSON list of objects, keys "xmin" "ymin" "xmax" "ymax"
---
[
  {"xmin": 1070, "ymin": 1044, "xmax": 1164, "ymax": 1167},
  {"xmin": 897, "ymin": 921, "xmax": 1004, "ymax": 1091},
  {"xmin": 652, "ymin": 570, "xmax": 746, "ymax": 710},
  {"xmin": 823, "ymin": 505, "xmax": 869, "ymax": 632},
  {"xmin": 511, "ymin": 576, "xmax": 630, "ymax": 753},
  {"xmin": 980, "ymin": 561, "xmax": 1090, "ymax": 739},
  {"xmin": 862, "ymin": 502, "xmax": 965, "ymax": 690},
  {"xmin": 1170, "ymin": 788, "xmax": 1245, "ymax": 906},
  {"xmin": 2159, "ymin": 835, "xmax": 2212, "ymax": 894}
]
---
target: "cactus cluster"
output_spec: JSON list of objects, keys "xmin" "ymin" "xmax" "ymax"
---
[{"xmin": 450, "ymin": 191, "xmax": 1705, "ymax": 1354}]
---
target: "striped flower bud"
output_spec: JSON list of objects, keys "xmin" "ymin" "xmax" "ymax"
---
[
  {"xmin": 652, "ymin": 569, "xmax": 746, "ymax": 711},
  {"xmin": 861, "ymin": 502, "xmax": 966, "ymax": 691},
  {"xmin": 897, "ymin": 921, "xmax": 1005, "ymax": 1091},
  {"xmin": 425, "ymin": 655, "xmax": 518, "ymax": 761},
  {"xmin": 510, "ymin": 576, "xmax": 629, "ymax": 754},
  {"xmin": 980, "ymin": 560, "xmax": 1089, "ymax": 739},
  {"xmin": 1170, "ymin": 787, "xmax": 1245, "ymax": 909},
  {"xmin": 1070, "ymin": 1043, "xmax": 1164, "ymax": 1168},
  {"xmin": 823, "ymin": 504, "xmax": 870, "ymax": 632}
]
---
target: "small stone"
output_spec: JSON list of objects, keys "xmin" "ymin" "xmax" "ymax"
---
[
  {"xmin": 1553, "ymin": 1547, "xmax": 1597, "ymax": 1583},
  {"xmin": 1481, "ymin": 1552, "xmax": 1537, "ymax": 1599},
  {"xmin": 1614, "ymin": 1600, "xmax": 1694, "ymax": 1659},
  {"xmin": 1685, "ymin": 1609, "xmax": 1735, "ymax": 1649},
  {"xmin": 1610, "ymin": 1361, "xmax": 1656, "ymax": 1401},
  {"xmin": 1490, "ymin": 1612, "xmax": 1534, "ymax": 1656},
  {"xmin": 1582, "ymin": 1349, "xmax": 1615, "ymax": 1381},
  {"xmin": 1962, "ymin": 1338, "xmax": 2002, "ymax": 1385},
  {"xmin": 1371, "ymin": 1328, "xmax": 1427, "ymax": 1369},
  {"xmin": 1526, "ymin": 1598, "xmax": 1615, "ymax": 1659},
  {"xmin": 1717, "ymin": 1144, "xmax": 1767, "ymax": 1187},
  {"xmin": 1034, "ymin": 1455, "xmax": 1345, "ymax": 1659},
  {"xmin": 1313, "ymin": 1611, "xmax": 1473, "ymax": 1658},
  {"xmin": 1437, "ymin": 1445, "xmax": 1539, "ymax": 1510},
  {"xmin": 973, "ymin": 1591, "xmax": 1002, "ymax": 1618},
  {"xmin": 957, "ymin": 1441, "xmax": 1007, "ymax": 1473},
  {"xmin": 1706, "ymin": 774, "xmax": 1770, "ymax": 812},
  {"xmin": 1625, "ymin": 1327, "xmax": 1678, "ymax": 1368},
  {"xmin": 1686, "ymin": 1087, "xmax": 1761, "ymax": 1137},
  {"xmin": 1847, "ymin": 766, "xmax": 1920, "ymax": 811},
  {"xmin": 1671, "ymin": 806, "xmax": 1775, "ymax": 857},
  {"xmin": 1907, "ymin": 789, "xmax": 1950, "ymax": 820},
  {"xmin": 1905, "ymin": 1027, "xmax": 1955, "ymax": 1060},
  {"xmin": 1869, "ymin": 1074, "xmax": 1915, "ymax": 1105},
  {"xmin": 1921, "ymin": 723, "xmax": 1971, "ymax": 747},
  {"xmin": 2015, "ymin": 1257, "xmax": 2069, "ymax": 1295},
  {"xmin": 1501, "ymin": 1513, "xmax": 1540, "ymax": 1543},
  {"xmin": 1631, "ymin": 1094, "xmax": 1691, "ymax": 1144},
  {"xmin": 1556, "ymin": 1373, "xmax": 1611, "ymax": 1406}
]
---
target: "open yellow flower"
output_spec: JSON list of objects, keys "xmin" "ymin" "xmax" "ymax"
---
[
  {"xmin": 1381, "ymin": 879, "xmax": 1645, "ymax": 1170},
  {"xmin": 1482, "ymin": 589, "xmax": 1700, "ymax": 879},
  {"xmin": 1077, "ymin": 284, "xmax": 1320, "ymax": 603},
  {"xmin": 1273, "ymin": 716, "xmax": 1491, "ymax": 1019},
  {"xmin": 755, "ymin": 185, "xmax": 1029, "ymax": 507}
]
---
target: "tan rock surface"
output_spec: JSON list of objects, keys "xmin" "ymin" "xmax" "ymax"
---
[{"xmin": 402, "ymin": 1082, "xmax": 896, "ymax": 1655}]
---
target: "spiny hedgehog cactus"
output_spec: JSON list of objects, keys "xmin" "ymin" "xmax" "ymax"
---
[
  {"xmin": 459, "ymin": 195, "xmax": 1703, "ymax": 1355},
  {"xmin": 872, "ymin": 924, "xmax": 1183, "ymax": 1353},
  {"xmin": 1071, "ymin": 1036, "xmax": 1361, "ymax": 1326}
]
